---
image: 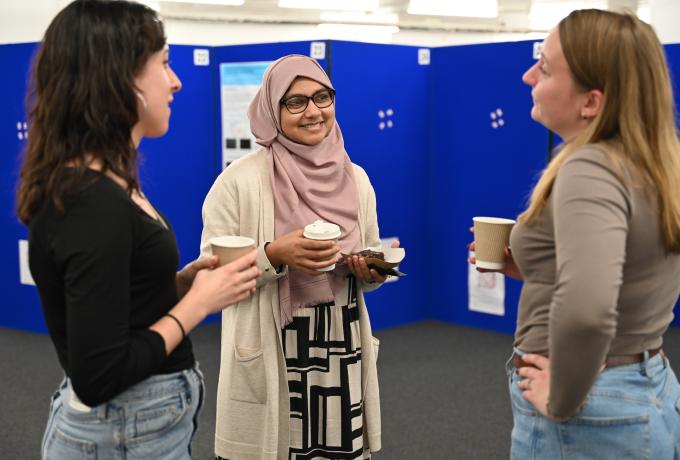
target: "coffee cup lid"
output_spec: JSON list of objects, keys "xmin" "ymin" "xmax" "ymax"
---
[
  {"xmin": 210, "ymin": 235, "xmax": 255, "ymax": 248},
  {"xmin": 303, "ymin": 220, "xmax": 341, "ymax": 240},
  {"xmin": 473, "ymin": 216, "xmax": 516, "ymax": 225}
]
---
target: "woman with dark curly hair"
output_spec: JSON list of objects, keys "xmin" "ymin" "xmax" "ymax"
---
[{"xmin": 18, "ymin": 1, "xmax": 260, "ymax": 458}]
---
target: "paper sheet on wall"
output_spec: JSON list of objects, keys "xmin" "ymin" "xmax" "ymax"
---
[
  {"xmin": 468, "ymin": 252, "xmax": 505, "ymax": 316},
  {"xmin": 18, "ymin": 239, "xmax": 35, "ymax": 286},
  {"xmin": 219, "ymin": 61, "xmax": 272, "ymax": 169}
]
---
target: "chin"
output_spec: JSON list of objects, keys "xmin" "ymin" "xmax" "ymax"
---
[
  {"xmin": 303, "ymin": 136, "xmax": 325, "ymax": 146},
  {"xmin": 147, "ymin": 125, "xmax": 170, "ymax": 138}
]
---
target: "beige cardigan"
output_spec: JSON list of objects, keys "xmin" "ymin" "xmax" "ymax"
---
[{"xmin": 200, "ymin": 147, "xmax": 382, "ymax": 459}]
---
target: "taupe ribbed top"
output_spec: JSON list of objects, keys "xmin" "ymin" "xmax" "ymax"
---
[{"xmin": 510, "ymin": 144, "xmax": 680, "ymax": 419}]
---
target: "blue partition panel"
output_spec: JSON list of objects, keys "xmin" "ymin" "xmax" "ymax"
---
[
  {"xmin": 0, "ymin": 43, "xmax": 44, "ymax": 332},
  {"xmin": 429, "ymin": 41, "xmax": 548, "ymax": 334},
  {"xmin": 664, "ymin": 43, "xmax": 680, "ymax": 327},
  {"xmin": 204, "ymin": 41, "xmax": 328, "ymax": 324},
  {"xmin": 2, "ymin": 39, "xmax": 679, "ymax": 335},
  {"xmin": 213, "ymin": 41, "xmax": 328, "ymax": 171},
  {"xmin": 138, "ymin": 44, "xmax": 217, "ymax": 281},
  {"xmin": 0, "ymin": 43, "xmax": 217, "ymax": 333},
  {"xmin": 329, "ymin": 41, "xmax": 431, "ymax": 330}
]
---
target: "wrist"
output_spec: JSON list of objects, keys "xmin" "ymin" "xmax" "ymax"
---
[
  {"xmin": 265, "ymin": 241, "xmax": 282, "ymax": 268},
  {"xmin": 175, "ymin": 289, "xmax": 210, "ymax": 326}
]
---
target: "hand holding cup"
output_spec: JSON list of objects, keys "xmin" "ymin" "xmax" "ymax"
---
[
  {"xmin": 265, "ymin": 228, "xmax": 339, "ymax": 276},
  {"xmin": 468, "ymin": 217, "xmax": 522, "ymax": 280}
]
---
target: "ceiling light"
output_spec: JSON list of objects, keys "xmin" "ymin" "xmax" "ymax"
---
[
  {"xmin": 529, "ymin": 1, "xmax": 606, "ymax": 31},
  {"xmin": 280, "ymin": 0, "xmax": 378, "ymax": 12},
  {"xmin": 637, "ymin": 4, "xmax": 650, "ymax": 24},
  {"xmin": 162, "ymin": 0, "xmax": 245, "ymax": 5},
  {"xmin": 317, "ymin": 23, "xmax": 399, "ymax": 43},
  {"xmin": 407, "ymin": 0, "xmax": 498, "ymax": 18},
  {"xmin": 319, "ymin": 11, "xmax": 399, "ymax": 25}
]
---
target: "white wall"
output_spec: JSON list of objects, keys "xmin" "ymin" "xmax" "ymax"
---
[
  {"xmin": 0, "ymin": 0, "xmax": 537, "ymax": 47},
  {"xmin": 163, "ymin": 19, "xmax": 540, "ymax": 47},
  {"xmin": 1, "ymin": 0, "xmax": 676, "ymax": 47},
  {"xmin": 650, "ymin": 0, "xmax": 680, "ymax": 44},
  {"xmin": 0, "ymin": 1, "xmax": 67, "ymax": 44}
]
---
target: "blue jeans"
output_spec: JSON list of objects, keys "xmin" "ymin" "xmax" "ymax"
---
[
  {"xmin": 42, "ymin": 365, "xmax": 204, "ymax": 460},
  {"xmin": 507, "ymin": 350, "xmax": 680, "ymax": 459}
]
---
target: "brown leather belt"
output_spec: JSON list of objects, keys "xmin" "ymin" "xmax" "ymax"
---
[{"xmin": 512, "ymin": 348, "xmax": 664, "ymax": 370}]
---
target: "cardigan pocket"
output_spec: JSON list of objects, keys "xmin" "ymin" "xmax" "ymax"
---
[
  {"xmin": 230, "ymin": 346, "xmax": 267, "ymax": 404},
  {"xmin": 371, "ymin": 336, "xmax": 380, "ymax": 361}
]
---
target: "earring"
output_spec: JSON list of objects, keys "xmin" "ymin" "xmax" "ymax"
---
[
  {"xmin": 135, "ymin": 91, "xmax": 148, "ymax": 110},
  {"xmin": 580, "ymin": 112, "xmax": 587, "ymax": 120}
]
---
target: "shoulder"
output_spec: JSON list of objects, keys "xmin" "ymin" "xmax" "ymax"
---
[
  {"xmin": 222, "ymin": 148, "xmax": 268, "ymax": 177},
  {"xmin": 32, "ymin": 174, "xmax": 135, "ymax": 253},
  {"xmin": 555, "ymin": 143, "xmax": 632, "ymax": 207},
  {"xmin": 205, "ymin": 149, "xmax": 269, "ymax": 207},
  {"xmin": 61, "ymin": 173, "xmax": 135, "ymax": 222},
  {"xmin": 559, "ymin": 144, "xmax": 630, "ymax": 185},
  {"xmin": 564, "ymin": 144, "xmax": 611, "ymax": 167},
  {"xmin": 214, "ymin": 148, "xmax": 269, "ymax": 188},
  {"xmin": 351, "ymin": 162, "xmax": 372, "ymax": 189}
]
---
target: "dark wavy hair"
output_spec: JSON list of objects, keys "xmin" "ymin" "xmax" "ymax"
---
[{"xmin": 17, "ymin": 0, "xmax": 166, "ymax": 223}]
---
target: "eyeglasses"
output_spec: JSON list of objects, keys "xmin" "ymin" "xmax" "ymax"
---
[{"xmin": 280, "ymin": 89, "xmax": 336, "ymax": 114}]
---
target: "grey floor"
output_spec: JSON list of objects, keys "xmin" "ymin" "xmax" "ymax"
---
[{"xmin": 1, "ymin": 320, "xmax": 679, "ymax": 459}]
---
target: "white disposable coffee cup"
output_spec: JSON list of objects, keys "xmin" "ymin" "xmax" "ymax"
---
[
  {"xmin": 473, "ymin": 217, "xmax": 516, "ymax": 270},
  {"xmin": 303, "ymin": 220, "xmax": 341, "ymax": 271},
  {"xmin": 210, "ymin": 236, "xmax": 256, "ymax": 266}
]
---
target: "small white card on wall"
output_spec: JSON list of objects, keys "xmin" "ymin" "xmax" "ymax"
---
[
  {"xmin": 19, "ymin": 239, "xmax": 35, "ymax": 286},
  {"xmin": 418, "ymin": 48, "xmax": 430, "ymax": 65},
  {"xmin": 468, "ymin": 252, "xmax": 504, "ymax": 315},
  {"xmin": 310, "ymin": 42, "xmax": 326, "ymax": 60},
  {"xmin": 193, "ymin": 48, "xmax": 210, "ymax": 66}
]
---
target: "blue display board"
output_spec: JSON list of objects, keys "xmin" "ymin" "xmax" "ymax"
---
[
  {"xmin": 0, "ymin": 44, "xmax": 217, "ymax": 333},
  {"xmin": 0, "ymin": 43, "xmax": 44, "ymax": 332},
  {"xmin": 213, "ymin": 40, "xmax": 329, "ymax": 171},
  {"xmin": 329, "ymin": 41, "xmax": 431, "ymax": 330},
  {"xmin": 2, "ymin": 39, "xmax": 679, "ymax": 335},
  {"xmin": 429, "ymin": 41, "xmax": 548, "ymax": 334},
  {"xmin": 138, "ymin": 45, "xmax": 218, "ymax": 290},
  {"xmin": 663, "ymin": 43, "xmax": 680, "ymax": 327}
]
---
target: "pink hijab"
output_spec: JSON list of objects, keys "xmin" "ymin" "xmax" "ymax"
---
[{"xmin": 248, "ymin": 55, "xmax": 361, "ymax": 327}]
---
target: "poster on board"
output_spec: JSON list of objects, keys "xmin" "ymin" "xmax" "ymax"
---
[
  {"xmin": 219, "ymin": 61, "xmax": 272, "ymax": 169},
  {"xmin": 468, "ymin": 252, "xmax": 505, "ymax": 316}
]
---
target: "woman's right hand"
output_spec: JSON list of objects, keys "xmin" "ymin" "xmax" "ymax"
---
[
  {"xmin": 468, "ymin": 227, "xmax": 522, "ymax": 280},
  {"xmin": 265, "ymin": 229, "xmax": 339, "ymax": 276},
  {"xmin": 189, "ymin": 249, "xmax": 261, "ymax": 315}
]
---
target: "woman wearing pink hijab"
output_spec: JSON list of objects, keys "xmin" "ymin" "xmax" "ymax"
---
[{"xmin": 201, "ymin": 55, "xmax": 390, "ymax": 459}]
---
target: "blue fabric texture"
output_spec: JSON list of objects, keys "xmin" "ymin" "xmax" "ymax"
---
[
  {"xmin": 507, "ymin": 351, "xmax": 680, "ymax": 460},
  {"xmin": 41, "ymin": 364, "xmax": 204, "ymax": 460}
]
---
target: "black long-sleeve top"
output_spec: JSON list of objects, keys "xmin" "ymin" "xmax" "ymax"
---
[{"xmin": 28, "ymin": 169, "xmax": 194, "ymax": 406}]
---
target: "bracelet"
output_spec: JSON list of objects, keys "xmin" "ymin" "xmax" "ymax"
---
[{"xmin": 165, "ymin": 313, "xmax": 186, "ymax": 340}]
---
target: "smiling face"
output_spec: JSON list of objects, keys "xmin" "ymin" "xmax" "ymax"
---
[
  {"xmin": 133, "ymin": 45, "xmax": 182, "ymax": 142},
  {"xmin": 279, "ymin": 77, "xmax": 335, "ymax": 146},
  {"xmin": 522, "ymin": 29, "xmax": 590, "ymax": 141}
]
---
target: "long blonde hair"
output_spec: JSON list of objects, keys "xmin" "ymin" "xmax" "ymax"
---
[{"xmin": 519, "ymin": 9, "xmax": 680, "ymax": 252}]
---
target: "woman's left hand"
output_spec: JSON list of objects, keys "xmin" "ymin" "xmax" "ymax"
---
[
  {"xmin": 346, "ymin": 240, "xmax": 400, "ymax": 284},
  {"xmin": 176, "ymin": 255, "xmax": 220, "ymax": 299},
  {"xmin": 516, "ymin": 354, "xmax": 551, "ymax": 418}
]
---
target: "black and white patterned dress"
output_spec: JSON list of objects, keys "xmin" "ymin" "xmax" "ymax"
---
[{"xmin": 283, "ymin": 276, "xmax": 370, "ymax": 460}]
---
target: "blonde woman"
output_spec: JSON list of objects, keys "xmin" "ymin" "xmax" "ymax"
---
[{"xmin": 474, "ymin": 9, "xmax": 680, "ymax": 458}]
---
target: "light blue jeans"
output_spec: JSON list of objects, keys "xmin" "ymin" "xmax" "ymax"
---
[
  {"xmin": 507, "ymin": 350, "xmax": 680, "ymax": 460},
  {"xmin": 41, "ymin": 365, "xmax": 204, "ymax": 460}
]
